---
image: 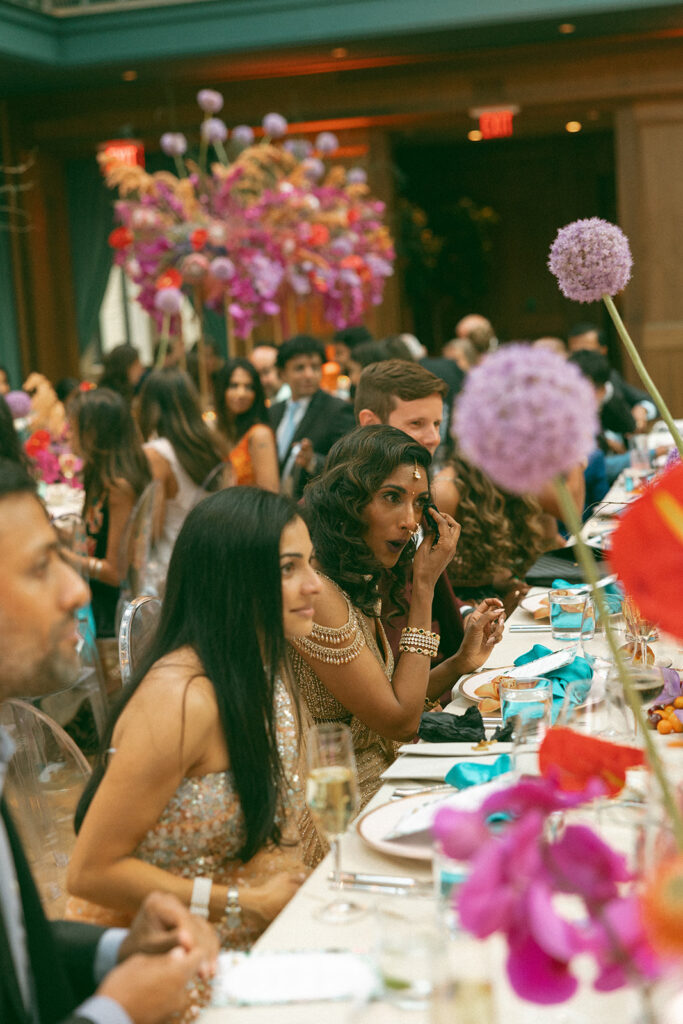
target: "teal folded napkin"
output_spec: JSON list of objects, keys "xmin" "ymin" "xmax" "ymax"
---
[
  {"xmin": 514, "ymin": 643, "xmax": 593, "ymax": 722},
  {"xmin": 445, "ymin": 754, "xmax": 512, "ymax": 790}
]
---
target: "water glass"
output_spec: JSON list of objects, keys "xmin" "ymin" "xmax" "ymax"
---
[
  {"xmin": 432, "ymin": 841, "xmax": 468, "ymax": 934},
  {"xmin": 549, "ymin": 589, "xmax": 591, "ymax": 641},
  {"xmin": 500, "ymin": 677, "xmax": 552, "ymax": 729},
  {"xmin": 629, "ymin": 434, "xmax": 651, "ymax": 476},
  {"xmin": 376, "ymin": 909, "xmax": 442, "ymax": 1010}
]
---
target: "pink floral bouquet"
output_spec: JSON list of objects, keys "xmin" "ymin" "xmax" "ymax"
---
[
  {"xmin": 24, "ymin": 430, "xmax": 83, "ymax": 488},
  {"xmin": 102, "ymin": 95, "xmax": 395, "ymax": 340}
]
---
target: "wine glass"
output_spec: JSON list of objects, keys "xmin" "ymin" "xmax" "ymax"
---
[
  {"xmin": 606, "ymin": 664, "xmax": 664, "ymax": 744},
  {"xmin": 556, "ymin": 676, "xmax": 632, "ymax": 743},
  {"xmin": 305, "ymin": 722, "xmax": 364, "ymax": 923}
]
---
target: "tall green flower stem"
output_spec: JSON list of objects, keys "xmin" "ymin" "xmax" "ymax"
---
[
  {"xmin": 554, "ymin": 474, "xmax": 683, "ymax": 851},
  {"xmin": 603, "ymin": 294, "xmax": 683, "ymax": 458}
]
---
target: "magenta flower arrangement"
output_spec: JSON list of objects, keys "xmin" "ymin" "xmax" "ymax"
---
[
  {"xmin": 453, "ymin": 344, "xmax": 598, "ymax": 495},
  {"xmin": 101, "ymin": 91, "xmax": 394, "ymax": 342},
  {"xmin": 433, "ymin": 776, "xmax": 662, "ymax": 1005},
  {"xmin": 24, "ymin": 430, "xmax": 83, "ymax": 488}
]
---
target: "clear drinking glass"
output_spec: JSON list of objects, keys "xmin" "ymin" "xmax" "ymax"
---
[
  {"xmin": 549, "ymin": 589, "xmax": 589, "ymax": 640},
  {"xmin": 606, "ymin": 664, "xmax": 664, "ymax": 744},
  {"xmin": 556, "ymin": 676, "xmax": 633, "ymax": 743},
  {"xmin": 305, "ymin": 722, "xmax": 364, "ymax": 923},
  {"xmin": 500, "ymin": 677, "xmax": 553, "ymax": 772}
]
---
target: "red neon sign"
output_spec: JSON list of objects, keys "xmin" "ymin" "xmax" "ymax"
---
[
  {"xmin": 98, "ymin": 140, "xmax": 145, "ymax": 174},
  {"xmin": 479, "ymin": 110, "xmax": 514, "ymax": 139}
]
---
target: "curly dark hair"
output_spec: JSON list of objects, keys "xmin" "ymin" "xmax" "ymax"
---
[
  {"xmin": 304, "ymin": 425, "xmax": 431, "ymax": 619},
  {"xmin": 447, "ymin": 454, "xmax": 545, "ymax": 585}
]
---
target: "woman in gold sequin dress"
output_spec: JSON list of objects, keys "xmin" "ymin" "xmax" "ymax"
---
[
  {"xmin": 66, "ymin": 487, "xmax": 321, "ymax": 955},
  {"xmin": 290, "ymin": 425, "xmax": 460, "ymax": 810}
]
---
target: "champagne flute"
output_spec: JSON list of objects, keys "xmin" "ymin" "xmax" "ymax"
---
[{"xmin": 305, "ymin": 722, "xmax": 365, "ymax": 923}]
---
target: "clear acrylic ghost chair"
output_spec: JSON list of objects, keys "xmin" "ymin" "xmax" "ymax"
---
[
  {"xmin": 52, "ymin": 512, "xmax": 89, "ymax": 577},
  {"xmin": 199, "ymin": 461, "xmax": 234, "ymax": 496},
  {"xmin": 118, "ymin": 594, "xmax": 162, "ymax": 687},
  {"xmin": 115, "ymin": 481, "xmax": 163, "ymax": 632},
  {"xmin": 0, "ymin": 699, "xmax": 91, "ymax": 918}
]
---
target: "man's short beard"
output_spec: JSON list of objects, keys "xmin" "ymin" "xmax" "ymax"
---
[{"xmin": 0, "ymin": 628, "xmax": 81, "ymax": 702}]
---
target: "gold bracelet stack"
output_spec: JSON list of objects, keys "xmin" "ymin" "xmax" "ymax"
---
[{"xmin": 398, "ymin": 626, "xmax": 440, "ymax": 658}]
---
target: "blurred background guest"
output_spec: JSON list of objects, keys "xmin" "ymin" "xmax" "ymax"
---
[
  {"xmin": 213, "ymin": 357, "xmax": 279, "ymax": 491},
  {"xmin": 68, "ymin": 387, "xmax": 151, "ymax": 639},
  {"xmin": 249, "ymin": 343, "xmax": 290, "ymax": 404},
  {"xmin": 98, "ymin": 343, "xmax": 146, "ymax": 406},
  {"xmin": 139, "ymin": 368, "xmax": 229, "ymax": 573}
]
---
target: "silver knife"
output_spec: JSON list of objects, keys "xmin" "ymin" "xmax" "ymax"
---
[{"xmin": 508, "ymin": 624, "xmax": 553, "ymax": 632}]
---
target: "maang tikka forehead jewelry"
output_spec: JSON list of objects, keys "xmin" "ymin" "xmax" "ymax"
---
[{"xmin": 413, "ymin": 461, "xmax": 421, "ymax": 480}]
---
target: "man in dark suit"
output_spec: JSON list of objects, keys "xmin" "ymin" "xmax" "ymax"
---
[
  {"xmin": 269, "ymin": 334, "xmax": 355, "ymax": 499},
  {"xmin": 0, "ymin": 458, "xmax": 218, "ymax": 1024}
]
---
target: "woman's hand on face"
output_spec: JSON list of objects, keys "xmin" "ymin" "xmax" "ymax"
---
[
  {"xmin": 412, "ymin": 510, "xmax": 461, "ymax": 588},
  {"xmin": 459, "ymin": 598, "xmax": 505, "ymax": 673}
]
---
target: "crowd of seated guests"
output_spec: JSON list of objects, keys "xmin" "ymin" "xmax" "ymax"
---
[{"xmin": 0, "ymin": 312, "xmax": 661, "ymax": 1007}]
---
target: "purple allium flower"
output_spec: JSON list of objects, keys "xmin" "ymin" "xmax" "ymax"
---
[
  {"xmin": 548, "ymin": 218, "xmax": 633, "ymax": 302},
  {"xmin": 453, "ymin": 344, "xmax": 598, "ymax": 494},
  {"xmin": 302, "ymin": 157, "xmax": 325, "ymax": 181},
  {"xmin": 231, "ymin": 124, "xmax": 255, "ymax": 147},
  {"xmin": 197, "ymin": 89, "xmax": 223, "ymax": 114},
  {"xmin": 154, "ymin": 287, "xmax": 184, "ymax": 316},
  {"xmin": 315, "ymin": 131, "xmax": 339, "ymax": 154},
  {"xmin": 347, "ymin": 167, "xmax": 367, "ymax": 184},
  {"xmin": 5, "ymin": 390, "xmax": 31, "ymax": 419},
  {"xmin": 160, "ymin": 132, "xmax": 187, "ymax": 157},
  {"xmin": 209, "ymin": 256, "xmax": 235, "ymax": 281},
  {"xmin": 283, "ymin": 139, "xmax": 313, "ymax": 160},
  {"xmin": 262, "ymin": 112, "xmax": 288, "ymax": 138},
  {"xmin": 200, "ymin": 118, "xmax": 228, "ymax": 144}
]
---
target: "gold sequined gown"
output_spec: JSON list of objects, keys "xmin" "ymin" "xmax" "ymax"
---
[
  {"xmin": 66, "ymin": 678, "xmax": 307, "ymax": 951},
  {"xmin": 289, "ymin": 577, "xmax": 399, "ymax": 812}
]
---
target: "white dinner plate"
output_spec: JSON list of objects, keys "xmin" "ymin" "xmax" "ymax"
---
[
  {"xmin": 459, "ymin": 666, "xmax": 510, "ymax": 712},
  {"xmin": 356, "ymin": 790, "xmax": 450, "ymax": 862},
  {"xmin": 519, "ymin": 593, "xmax": 549, "ymax": 617},
  {"xmin": 397, "ymin": 741, "xmax": 512, "ymax": 757}
]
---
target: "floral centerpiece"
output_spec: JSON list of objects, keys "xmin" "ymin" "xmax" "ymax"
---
[
  {"xmin": 434, "ymin": 733, "xmax": 661, "ymax": 1006},
  {"xmin": 101, "ymin": 91, "xmax": 395, "ymax": 347},
  {"xmin": 24, "ymin": 429, "xmax": 82, "ymax": 488}
]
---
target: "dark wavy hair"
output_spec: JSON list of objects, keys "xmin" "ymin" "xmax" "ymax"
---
[
  {"xmin": 213, "ymin": 358, "xmax": 269, "ymax": 444},
  {"xmin": 75, "ymin": 487, "xmax": 301, "ymax": 861},
  {"xmin": 98, "ymin": 344, "xmax": 141, "ymax": 405},
  {"xmin": 138, "ymin": 368, "xmax": 227, "ymax": 486},
  {"xmin": 447, "ymin": 453, "xmax": 545, "ymax": 584},
  {"xmin": 70, "ymin": 388, "xmax": 151, "ymax": 509},
  {"xmin": 304, "ymin": 425, "xmax": 431, "ymax": 619}
]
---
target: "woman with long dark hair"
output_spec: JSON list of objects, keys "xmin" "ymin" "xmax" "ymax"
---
[
  {"xmin": 290, "ymin": 425, "xmax": 460, "ymax": 808},
  {"xmin": 213, "ymin": 358, "xmax": 279, "ymax": 491},
  {"xmin": 68, "ymin": 387, "xmax": 152, "ymax": 637},
  {"xmin": 67, "ymin": 488, "xmax": 320, "ymax": 955},
  {"xmin": 139, "ymin": 368, "xmax": 229, "ymax": 570}
]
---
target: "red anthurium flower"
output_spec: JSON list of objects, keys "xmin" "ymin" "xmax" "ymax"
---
[
  {"xmin": 190, "ymin": 228, "xmax": 208, "ymax": 251},
  {"xmin": 24, "ymin": 430, "xmax": 51, "ymax": 457},
  {"xmin": 155, "ymin": 268, "xmax": 183, "ymax": 291},
  {"xmin": 609, "ymin": 462, "xmax": 683, "ymax": 641},
  {"xmin": 108, "ymin": 227, "xmax": 134, "ymax": 250},
  {"xmin": 539, "ymin": 728, "xmax": 644, "ymax": 796},
  {"xmin": 308, "ymin": 224, "xmax": 330, "ymax": 247}
]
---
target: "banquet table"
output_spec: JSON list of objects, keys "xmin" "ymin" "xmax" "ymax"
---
[{"xmin": 200, "ymin": 509, "xmax": 674, "ymax": 1022}]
